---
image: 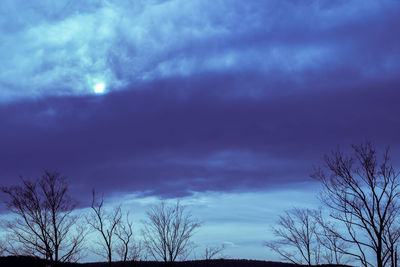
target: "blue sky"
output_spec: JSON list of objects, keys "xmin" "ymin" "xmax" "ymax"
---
[{"xmin": 1, "ymin": 0, "xmax": 400, "ymax": 262}]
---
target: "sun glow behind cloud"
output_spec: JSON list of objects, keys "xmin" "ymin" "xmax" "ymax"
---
[
  {"xmin": 93, "ymin": 82, "xmax": 106, "ymax": 94},
  {"xmin": 0, "ymin": 0, "xmax": 399, "ymax": 102}
]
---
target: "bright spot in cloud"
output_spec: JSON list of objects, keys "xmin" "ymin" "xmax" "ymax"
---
[{"xmin": 93, "ymin": 82, "xmax": 106, "ymax": 94}]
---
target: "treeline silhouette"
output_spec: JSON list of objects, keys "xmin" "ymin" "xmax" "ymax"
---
[{"xmin": 0, "ymin": 142, "xmax": 399, "ymax": 267}]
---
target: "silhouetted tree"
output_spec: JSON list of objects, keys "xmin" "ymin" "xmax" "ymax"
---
[
  {"xmin": 1, "ymin": 170, "xmax": 85, "ymax": 267},
  {"xmin": 265, "ymin": 208, "xmax": 321, "ymax": 265},
  {"xmin": 125, "ymin": 238, "xmax": 146, "ymax": 263},
  {"xmin": 115, "ymin": 212, "xmax": 144, "ymax": 266},
  {"xmin": 0, "ymin": 240, "xmax": 5, "ymax": 256},
  {"xmin": 87, "ymin": 189, "xmax": 122, "ymax": 267},
  {"xmin": 142, "ymin": 201, "xmax": 201, "ymax": 266},
  {"xmin": 203, "ymin": 244, "xmax": 226, "ymax": 260},
  {"xmin": 312, "ymin": 142, "xmax": 400, "ymax": 267},
  {"xmin": 314, "ymin": 210, "xmax": 352, "ymax": 265},
  {"xmin": 115, "ymin": 212, "xmax": 133, "ymax": 267}
]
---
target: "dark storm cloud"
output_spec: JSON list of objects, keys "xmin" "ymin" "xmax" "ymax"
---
[{"xmin": 1, "ymin": 72, "xmax": 400, "ymax": 202}]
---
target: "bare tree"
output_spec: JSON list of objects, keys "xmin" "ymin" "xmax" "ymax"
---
[
  {"xmin": 312, "ymin": 142, "xmax": 400, "ymax": 267},
  {"xmin": 115, "ymin": 212, "xmax": 144, "ymax": 266},
  {"xmin": 115, "ymin": 212, "xmax": 133, "ymax": 267},
  {"xmin": 265, "ymin": 208, "xmax": 321, "ymax": 265},
  {"xmin": 0, "ymin": 170, "xmax": 86, "ymax": 267},
  {"xmin": 384, "ymin": 221, "xmax": 400, "ymax": 267},
  {"xmin": 203, "ymin": 244, "xmax": 225, "ymax": 260},
  {"xmin": 142, "ymin": 201, "xmax": 201, "ymax": 266},
  {"xmin": 127, "ymin": 239, "xmax": 146, "ymax": 262},
  {"xmin": 116, "ymin": 237, "xmax": 145, "ymax": 267},
  {"xmin": 314, "ymin": 211, "xmax": 352, "ymax": 265},
  {"xmin": 87, "ymin": 190, "xmax": 122, "ymax": 267}
]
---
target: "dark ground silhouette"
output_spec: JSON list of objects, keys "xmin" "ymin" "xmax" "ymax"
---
[{"xmin": 0, "ymin": 256, "xmax": 353, "ymax": 267}]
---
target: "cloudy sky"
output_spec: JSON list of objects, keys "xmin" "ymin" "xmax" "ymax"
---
[{"xmin": 1, "ymin": 0, "xmax": 400, "ymax": 262}]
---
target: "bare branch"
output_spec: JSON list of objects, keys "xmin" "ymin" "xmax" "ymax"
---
[
  {"xmin": 265, "ymin": 208, "xmax": 321, "ymax": 266},
  {"xmin": 312, "ymin": 142, "xmax": 400, "ymax": 267},
  {"xmin": 203, "ymin": 244, "xmax": 226, "ymax": 260},
  {"xmin": 87, "ymin": 189, "xmax": 122, "ymax": 267},
  {"xmin": 142, "ymin": 201, "xmax": 201, "ymax": 265},
  {"xmin": 0, "ymin": 170, "xmax": 86, "ymax": 267}
]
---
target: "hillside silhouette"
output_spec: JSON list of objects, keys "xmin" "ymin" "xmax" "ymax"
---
[{"xmin": 0, "ymin": 256, "xmax": 352, "ymax": 267}]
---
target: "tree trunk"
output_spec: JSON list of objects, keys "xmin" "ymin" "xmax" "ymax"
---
[{"xmin": 377, "ymin": 247, "xmax": 383, "ymax": 267}]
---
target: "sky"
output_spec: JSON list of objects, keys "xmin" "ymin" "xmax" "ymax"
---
[{"xmin": 1, "ymin": 0, "xmax": 400, "ymax": 262}]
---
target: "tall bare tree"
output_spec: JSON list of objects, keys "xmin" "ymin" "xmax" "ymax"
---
[
  {"xmin": 87, "ymin": 190, "xmax": 122, "ymax": 267},
  {"xmin": 142, "ymin": 201, "xmax": 201, "ymax": 266},
  {"xmin": 265, "ymin": 208, "xmax": 321, "ymax": 265},
  {"xmin": 115, "ymin": 212, "xmax": 133, "ymax": 267},
  {"xmin": 1, "ymin": 170, "xmax": 85, "ymax": 267},
  {"xmin": 115, "ymin": 212, "xmax": 144, "ymax": 266},
  {"xmin": 312, "ymin": 142, "xmax": 400, "ymax": 267}
]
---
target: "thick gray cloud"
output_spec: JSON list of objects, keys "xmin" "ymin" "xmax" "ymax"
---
[{"xmin": 1, "ymin": 72, "xmax": 400, "ymax": 203}]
